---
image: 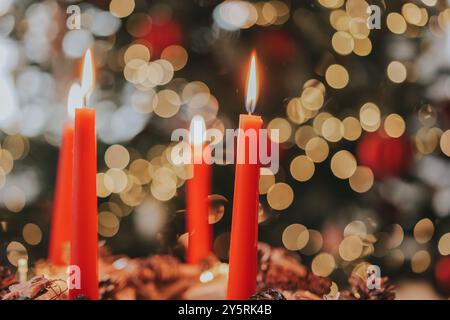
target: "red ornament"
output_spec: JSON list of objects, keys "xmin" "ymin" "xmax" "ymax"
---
[
  {"xmin": 435, "ymin": 256, "xmax": 450, "ymax": 293},
  {"xmin": 357, "ymin": 129, "xmax": 413, "ymax": 179},
  {"xmin": 256, "ymin": 30, "xmax": 296, "ymax": 61},
  {"xmin": 139, "ymin": 19, "xmax": 183, "ymax": 58}
]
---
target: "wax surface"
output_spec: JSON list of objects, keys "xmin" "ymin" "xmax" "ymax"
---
[
  {"xmin": 227, "ymin": 114, "xmax": 262, "ymax": 300},
  {"xmin": 186, "ymin": 145, "xmax": 212, "ymax": 264},
  {"xmin": 69, "ymin": 107, "xmax": 98, "ymax": 300},
  {"xmin": 48, "ymin": 123, "xmax": 74, "ymax": 266}
]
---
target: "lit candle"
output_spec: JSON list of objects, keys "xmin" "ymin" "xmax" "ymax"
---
[
  {"xmin": 48, "ymin": 84, "xmax": 81, "ymax": 266},
  {"xmin": 227, "ymin": 52, "xmax": 263, "ymax": 299},
  {"xmin": 17, "ymin": 258, "xmax": 28, "ymax": 283},
  {"xmin": 186, "ymin": 116, "xmax": 212, "ymax": 264},
  {"xmin": 69, "ymin": 49, "xmax": 98, "ymax": 300}
]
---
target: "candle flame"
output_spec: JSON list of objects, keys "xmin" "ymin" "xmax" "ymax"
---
[
  {"xmin": 189, "ymin": 115, "xmax": 206, "ymax": 146},
  {"xmin": 245, "ymin": 51, "xmax": 259, "ymax": 114},
  {"xmin": 67, "ymin": 83, "xmax": 82, "ymax": 119},
  {"xmin": 81, "ymin": 49, "xmax": 95, "ymax": 106}
]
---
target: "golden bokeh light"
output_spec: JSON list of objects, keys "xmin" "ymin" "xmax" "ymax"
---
[
  {"xmin": 120, "ymin": 176, "xmax": 145, "ymax": 207},
  {"xmin": 124, "ymin": 43, "xmax": 150, "ymax": 64},
  {"xmin": 332, "ymin": 31, "xmax": 354, "ymax": 55},
  {"xmin": 344, "ymin": 220, "xmax": 367, "ymax": 238},
  {"xmin": 322, "ymin": 117, "xmax": 344, "ymax": 142},
  {"xmin": 330, "ymin": 9, "xmax": 350, "ymax": 31},
  {"xmin": 105, "ymin": 168, "xmax": 128, "ymax": 193},
  {"xmin": 6, "ymin": 241, "xmax": 28, "ymax": 267},
  {"xmin": 438, "ymin": 233, "xmax": 450, "ymax": 256},
  {"xmin": 339, "ymin": 235, "xmax": 363, "ymax": 261},
  {"xmin": 325, "ymin": 64, "xmax": 349, "ymax": 89},
  {"xmin": 295, "ymin": 125, "xmax": 317, "ymax": 150},
  {"xmin": 161, "ymin": 45, "xmax": 188, "ymax": 71},
  {"xmin": 98, "ymin": 211, "xmax": 120, "ymax": 237},
  {"xmin": 290, "ymin": 155, "xmax": 315, "ymax": 182},
  {"xmin": 312, "ymin": 253, "xmax": 336, "ymax": 277},
  {"xmin": 182, "ymin": 81, "xmax": 211, "ymax": 108},
  {"xmin": 321, "ymin": 0, "xmax": 345, "ymax": 9},
  {"xmin": 154, "ymin": 89, "xmax": 181, "ymax": 118},
  {"xmin": 413, "ymin": 218, "xmax": 434, "ymax": 244},
  {"xmin": 287, "ymin": 98, "xmax": 307, "ymax": 124},
  {"xmin": 150, "ymin": 167, "xmax": 177, "ymax": 201},
  {"xmin": 402, "ymin": 3, "xmax": 422, "ymax": 25},
  {"xmin": 301, "ymin": 87, "xmax": 324, "ymax": 111},
  {"xmin": 331, "ymin": 150, "xmax": 357, "ymax": 179},
  {"xmin": 97, "ymin": 172, "xmax": 113, "ymax": 198},
  {"xmin": 129, "ymin": 159, "xmax": 153, "ymax": 185},
  {"xmin": 415, "ymin": 127, "xmax": 442, "ymax": 155},
  {"xmin": 349, "ymin": 166, "xmax": 374, "ymax": 193},
  {"xmin": 342, "ymin": 116, "xmax": 362, "ymax": 141},
  {"xmin": 411, "ymin": 250, "xmax": 431, "ymax": 273},
  {"xmin": 0, "ymin": 149, "xmax": 14, "ymax": 175},
  {"xmin": 387, "ymin": 61, "xmax": 407, "ymax": 84},
  {"xmin": 440, "ymin": 130, "xmax": 450, "ymax": 156},
  {"xmin": 259, "ymin": 168, "xmax": 276, "ymax": 195},
  {"xmin": 384, "ymin": 113, "xmax": 406, "ymax": 138},
  {"xmin": 349, "ymin": 17, "xmax": 370, "ymax": 39},
  {"xmin": 353, "ymin": 37, "xmax": 372, "ymax": 56},
  {"xmin": 3, "ymin": 135, "xmax": 29, "ymax": 160},
  {"xmin": 110, "ymin": 0, "xmax": 135, "ymax": 18},
  {"xmin": 303, "ymin": 79, "xmax": 326, "ymax": 94},
  {"xmin": 359, "ymin": 102, "xmax": 380, "ymax": 132},
  {"xmin": 131, "ymin": 88, "xmax": 158, "ymax": 114},
  {"xmin": 305, "ymin": 137, "xmax": 329, "ymax": 163},
  {"xmin": 267, "ymin": 182, "xmax": 294, "ymax": 211},
  {"xmin": 267, "ymin": 117, "xmax": 292, "ymax": 143},
  {"xmin": 388, "ymin": 224, "xmax": 404, "ymax": 249},
  {"xmin": 301, "ymin": 229, "xmax": 323, "ymax": 255},
  {"xmin": 105, "ymin": 144, "xmax": 130, "ymax": 169},
  {"xmin": 282, "ymin": 224, "xmax": 309, "ymax": 251},
  {"xmin": 22, "ymin": 223, "xmax": 42, "ymax": 246},
  {"xmin": 313, "ymin": 112, "xmax": 332, "ymax": 134},
  {"xmin": 387, "ymin": 12, "xmax": 407, "ymax": 34}
]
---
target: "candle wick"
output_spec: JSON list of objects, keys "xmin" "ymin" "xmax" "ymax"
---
[{"xmin": 82, "ymin": 95, "xmax": 87, "ymax": 108}]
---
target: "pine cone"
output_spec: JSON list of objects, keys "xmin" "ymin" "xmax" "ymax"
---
[
  {"xmin": 99, "ymin": 277, "xmax": 119, "ymax": 300},
  {"xmin": 0, "ymin": 266, "xmax": 16, "ymax": 298},
  {"xmin": 250, "ymin": 289, "xmax": 286, "ymax": 300},
  {"xmin": 140, "ymin": 255, "xmax": 181, "ymax": 282},
  {"xmin": 2, "ymin": 276, "xmax": 67, "ymax": 300},
  {"xmin": 0, "ymin": 266, "xmax": 16, "ymax": 289},
  {"xmin": 257, "ymin": 243, "xmax": 331, "ymax": 296},
  {"xmin": 340, "ymin": 275, "xmax": 395, "ymax": 300}
]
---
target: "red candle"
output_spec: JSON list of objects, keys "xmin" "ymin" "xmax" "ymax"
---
[
  {"xmin": 227, "ymin": 52, "xmax": 263, "ymax": 299},
  {"xmin": 48, "ymin": 122, "xmax": 73, "ymax": 266},
  {"xmin": 186, "ymin": 116, "xmax": 212, "ymax": 264},
  {"xmin": 69, "ymin": 49, "xmax": 98, "ymax": 300},
  {"xmin": 49, "ymin": 84, "xmax": 82, "ymax": 266}
]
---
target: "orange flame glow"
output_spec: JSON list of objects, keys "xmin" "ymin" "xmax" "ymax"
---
[
  {"xmin": 245, "ymin": 52, "xmax": 258, "ymax": 114},
  {"xmin": 81, "ymin": 49, "xmax": 95, "ymax": 106}
]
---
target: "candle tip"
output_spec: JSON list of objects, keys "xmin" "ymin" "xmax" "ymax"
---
[
  {"xmin": 81, "ymin": 49, "xmax": 95, "ymax": 107},
  {"xmin": 245, "ymin": 51, "xmax": 258, "ymax": 114},
  {"xmin": 67, "ymin": 83, "xmax": 82, "ymax": 118},
  {"xmin": 189, "ymin": 116, "xmax": 206, "ymax": 146}
]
